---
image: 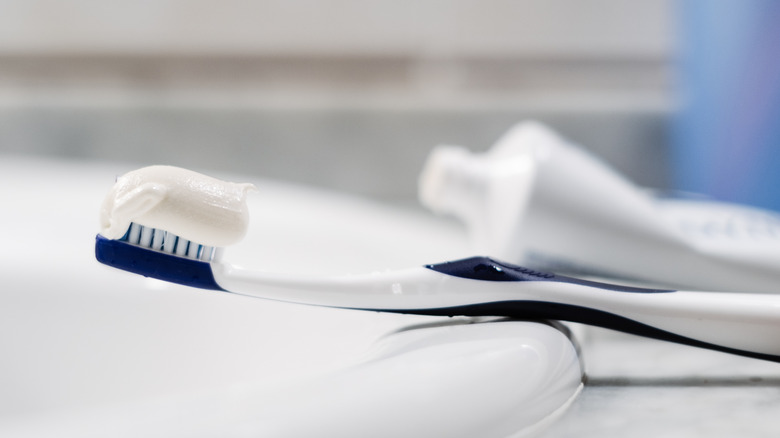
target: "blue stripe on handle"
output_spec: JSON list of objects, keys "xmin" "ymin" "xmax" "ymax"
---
[
  {"xmin": 427, "ymin": 257, "xmax": 674, "ymax": 293},
  {"xmin": 95, "ymin": 235, "xmax": 224, "ymax": 290}
]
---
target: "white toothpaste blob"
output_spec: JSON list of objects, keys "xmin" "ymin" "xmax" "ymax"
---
[{"xmin": 100, "ymin": 165, "xmax": 256, "ymax": 247}]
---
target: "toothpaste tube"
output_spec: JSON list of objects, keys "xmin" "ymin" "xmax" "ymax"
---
[{"xmin": 419, "ymin": 121, "xmax": 780, "ymax": 293}]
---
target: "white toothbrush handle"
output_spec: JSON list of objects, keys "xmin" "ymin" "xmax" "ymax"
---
[
  {"xmin": 214, "ymin": 258, "xmax": 780, "ymax": 361},
  {"xmin": 96, "ymin": 238, "xmax": 780, "ymax": 363},
  {"xmin": 419, "ymin": 258, "xmax": 780, "ymax": 362},
  {"xmin": 455, "ymin": 284, "xmax": 780, "ymax": 361}
]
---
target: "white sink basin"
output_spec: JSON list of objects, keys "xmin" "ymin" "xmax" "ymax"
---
[{"xmin": 0, "ymin": 156, "xmax": 583, "ymax": 437}]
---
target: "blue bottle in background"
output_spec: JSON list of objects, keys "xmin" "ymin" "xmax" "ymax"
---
[{"xmin": 674, "ymin": 0, "xmax": 780, "ymax": 211}]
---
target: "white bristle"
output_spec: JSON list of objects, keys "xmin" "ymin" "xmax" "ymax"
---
[
  {"xmin": 186, "ymin": 242, "xmax": 200, "ymax": 259},
  {"xmin": 151, "ymin": 228, "xmax": 165, "ymax": 250},
  {"xmin": 162, "ymin": 231, "xmax": 176, "ymax": 253},
  {"xmin": 201, "ymin": 246, "xmax": 215, "ymax": 261},
  {"xmin": 175, "ymin": 238, "xmax": 189, "ymax": 257},
  {"xmin": 120, "ymin": 222, "xmax": 218, "ymax": 262},
  {"xmin": 139, "ymin": 226, "xmax": 154, "ymax": 247},
  {"xmin": 127, "ymin": 223, "xmax": 142, "ymax": 244}
]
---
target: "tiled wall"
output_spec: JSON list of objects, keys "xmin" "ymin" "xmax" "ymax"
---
[{"xmin": 0, "ymin": 0, "xmax": 675, "ymax": 199}]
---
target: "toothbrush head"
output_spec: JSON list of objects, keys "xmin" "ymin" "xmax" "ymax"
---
[
  {"xmin": 95, "ymin": 232, "xmax": 224, "ymax": 290},
  {"xmin": 95, "ymin": 165, "xmax": 256, "ymax": 289}
]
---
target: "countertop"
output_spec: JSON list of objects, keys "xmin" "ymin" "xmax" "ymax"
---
[{"xmin": 2, "ymin": 155, "xmax": 778, "ymax": 437}]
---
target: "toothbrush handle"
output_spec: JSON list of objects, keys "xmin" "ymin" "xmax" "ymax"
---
[
  {"xmin": 431, "ymin": 295, "xmax": 780, "ymax": 363},
  {"xmin": 426, "ymin": 258, "xmax": 780, "ymax": 363}
]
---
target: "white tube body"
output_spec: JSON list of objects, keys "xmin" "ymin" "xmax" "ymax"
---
[{"xmin": 419, "ymin": 121, "xmax": 780, "ymax": 292}]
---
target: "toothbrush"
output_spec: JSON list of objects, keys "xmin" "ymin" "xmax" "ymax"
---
[{"xmin": 95, "ymin": 166, "xmax": 780, "ymax": 363}]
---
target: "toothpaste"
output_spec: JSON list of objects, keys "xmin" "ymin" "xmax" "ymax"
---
[
  {"xmin": 100, "ymin": 165, "xmax": 255, "ymax": 247},
  {"xmin": 420, "ymin": 121, "xmax": 780, "ymax": 293}
]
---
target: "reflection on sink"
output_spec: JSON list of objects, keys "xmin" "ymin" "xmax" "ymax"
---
[{"xmin": 0, "ymin": 156, "xmax": 583, "ymax": 437}]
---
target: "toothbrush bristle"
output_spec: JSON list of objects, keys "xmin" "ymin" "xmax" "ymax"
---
[{"xmin": 119, "ymin": 222, "xmax": 217, "ymax": 262}]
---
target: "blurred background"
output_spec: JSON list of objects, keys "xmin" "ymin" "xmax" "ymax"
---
[
  {"xmin": 0, "ymin": 0, "xmax": 777, "ymax": 208},
  {"xmin": 4, "ymin": 4, "xmax": 780, "ymax": 434}
]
